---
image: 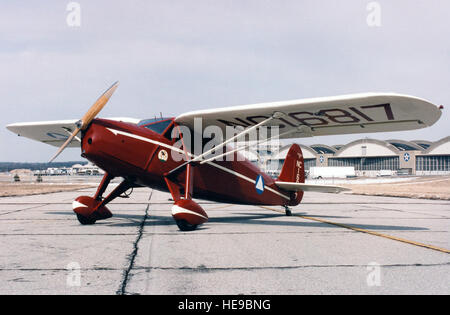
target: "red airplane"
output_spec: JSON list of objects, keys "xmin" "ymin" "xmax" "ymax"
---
[{"xmin": 6, "ymin": 82, "xmax": 442, "ymax": 231}]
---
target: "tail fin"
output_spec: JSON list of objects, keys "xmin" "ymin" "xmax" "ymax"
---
[{"xmin": 277, "ymin": 144, "xmax": 305, "ymax": 205}]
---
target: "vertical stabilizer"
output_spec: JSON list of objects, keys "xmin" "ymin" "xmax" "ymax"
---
[{"xmin": 277, "ymin": 144, "xmax": 305, "ymax": 205}]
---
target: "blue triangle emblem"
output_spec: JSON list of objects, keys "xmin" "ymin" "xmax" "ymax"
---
[{"xmin": 255, "ymin": 175, "xmax": 264, "ymax": 195}]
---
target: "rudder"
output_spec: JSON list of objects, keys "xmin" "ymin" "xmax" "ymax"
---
[{"xmin": 277, "ymin": 144, "xmax": 305, "ymax": 206}]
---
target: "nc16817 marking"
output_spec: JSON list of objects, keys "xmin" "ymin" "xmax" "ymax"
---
[{"xmin": 218, "ymin": 103, "xmax": 395, "ymax": 128}]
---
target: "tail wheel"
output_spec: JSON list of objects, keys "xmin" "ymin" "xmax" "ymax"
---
[{"xmin": 175, "ymin": 219, "xmax": 198, "ymax": 232}]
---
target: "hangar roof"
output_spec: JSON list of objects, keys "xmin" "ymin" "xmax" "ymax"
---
[
  {"xmin": 411, "ymin": 140, "xmax": 433, "ymax": 149},
  {"xmin": 310, "ymin": 144, "xmax": 337, "ymax": 154},
  {"xmin": 386, "ymin": 140, "xmax": 423, "ymax": 151},
  {"xmin": 423, "ymin": 136, "xmax": 450, "ymax": 155},
  {"xmin": 334, "ymin": 139, "xmax": 400, "ymax": 157},
  {"xmin": 266, "ymin": 137, "xmax": 449, "ymax": 160},
  {"xmin": 270, "ymin": 144, "xmax": 316, "ymax": 160}
]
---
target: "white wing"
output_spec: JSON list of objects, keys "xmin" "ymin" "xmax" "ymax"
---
[
  {"xmin": 6, "ymin": 117, "xmax": 140, "ymax": 147},
  {"xmin": 175, "ymin": 93, "xmax": 442, "ymax": 138},
  {"xmin": 6, "ymin": 93, "xmax": 442, "ymax": 147}
]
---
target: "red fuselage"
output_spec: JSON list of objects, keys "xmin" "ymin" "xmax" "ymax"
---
[{"xmin": 81, "ymin": 118, "xmax": 296, "ymax": 206}]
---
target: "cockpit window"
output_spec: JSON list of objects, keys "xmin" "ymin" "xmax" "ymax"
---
[
  {"xmin": 141, "ymin": 119, "xmax": 172, "ymax": 134},
  {"xmin": 138, "ymin": 117, "xmax": 171, "ymax": 126}
]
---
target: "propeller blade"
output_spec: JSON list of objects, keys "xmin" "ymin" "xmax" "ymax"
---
[
  {"xmin": 49, "ymin": 127, "xmax": 81, "ymax": 163},
  {"xmin": 80, "ymin": 81, "xmax": 119, "ymax": 130},
  {"xmin": 49, "ymin": 81, "xmax": 119, "ymax": 162}
]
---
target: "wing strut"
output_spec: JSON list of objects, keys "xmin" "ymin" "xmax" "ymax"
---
[
  {"xmin": 191, "ymin": 112, "xmax": 283, "ymax": 163},
  {"xmin": 199, "ymin": 125, "xmax": 307, "ymax": 164},
  {"xmin": 167, "ymin": 111, "xmax": 288, "ymax": 176}
]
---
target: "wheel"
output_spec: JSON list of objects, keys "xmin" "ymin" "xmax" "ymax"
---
[
  {"xmin": 175, "ymin": 219, "xmax": 198, "ymax": 231},
  {"xmin": 76, "ymin": 213, "xmax": 96, "ymax": 225}
]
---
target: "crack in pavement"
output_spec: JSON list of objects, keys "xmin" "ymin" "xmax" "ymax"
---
[
  {"xmin": 116, "ymin": 190, "xmax": 153, "ymax": 295},
  {"xmin": 1, "ymin": 262, "xmax": 449, "ymax": 273},
  {"xmin": 0, "ymin": 203, "xmax": 51, "ymax": 216},
  {"xmin": 124, "ymin": 262, "xmax": 450, "ymax": 272},
  {"xmin": 0, "ymin": 233, "xmax": 143, "ymax": 236},
  {"xmin": 0, "ymin": 268, "xmax": 121, "ymax": 271}
]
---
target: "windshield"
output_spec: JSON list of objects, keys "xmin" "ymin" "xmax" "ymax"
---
[{"xmin": 139, "ymin": 118, "xmax": 173, "ymax": 135}]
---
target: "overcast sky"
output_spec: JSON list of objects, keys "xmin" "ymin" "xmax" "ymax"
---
[{"xmin": 1, "ymin": 0, "xmax": 449, "ymax": 162}]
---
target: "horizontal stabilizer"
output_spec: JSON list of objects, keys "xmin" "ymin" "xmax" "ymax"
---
[{"xmin": 275, "ymin": 181, "xmax": 350, "ymax": 194}]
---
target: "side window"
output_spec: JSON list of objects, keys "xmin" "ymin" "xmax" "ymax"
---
[{"xmin": 163, "ymin": 123, "xmax": 174, "ymax": 140}]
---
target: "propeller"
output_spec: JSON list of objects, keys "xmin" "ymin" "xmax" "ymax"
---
[{"xmin": 49, "ymin": 81, "xmax": 119, "ymax": 162}]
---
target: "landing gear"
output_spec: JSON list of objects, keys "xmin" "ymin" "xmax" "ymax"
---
[
  {"xmin": 72, "ymin": 195, "xmax": 112, "ymax": 224},
  {"xmin": 165, "ymin": 163, "xmax": 209, "ymax": 232},
  {"xmin": 72, "ymin": 173, "xmax": 134, "ymax": 225},
  {"xmin": 171, "ymin": 199, "xmax": 208, "ymax": 232},
  {"xmin": 175, "ymin": 219, "xmax": 198, "ymax": 232},
  {"xmin": 76, "ymin": 213, "xmax": 96, "ymax": 225},
  {"xmin": 284, "ymin": 205, "xmax": 292, "ymax": 216}
]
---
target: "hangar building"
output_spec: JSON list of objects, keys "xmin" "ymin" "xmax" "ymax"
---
[{"xmin": 264, "ymin": 136, "xmax": 450, "ymax": 177}]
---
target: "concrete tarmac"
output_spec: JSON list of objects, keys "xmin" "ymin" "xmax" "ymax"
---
[{"xmin": 0, "ymin": 187, "xmax": 449, "ymax": 294}]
